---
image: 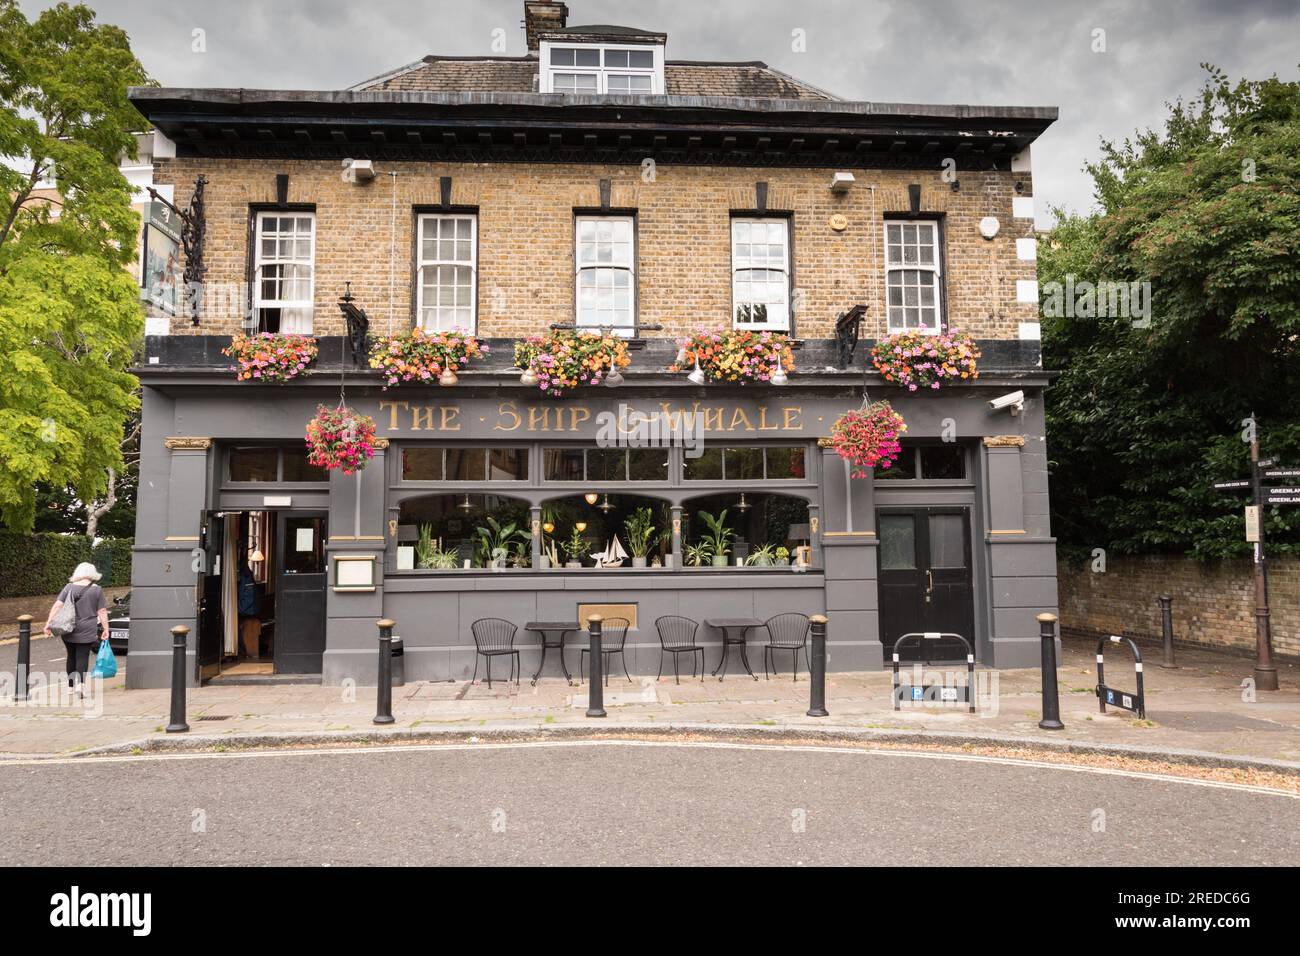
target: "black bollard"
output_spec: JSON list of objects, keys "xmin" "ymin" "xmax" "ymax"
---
[
  {"xmin": 1158, "ymin": 595, "xmax": 1176, "ymax": 668},
  {"xmin": 375, "ymin": 618, "xmax": 395, "ymax": 725},
  {"xmin": 166, "ymin": 625, "xmax": 190, "ymax": 733},
  {"xmin": 15, "ymin": 615, "xmax": 32, "ymax": 703},
  {"xmin": 585, "ymin": 615, "xmax": 606, "ymax": 717},
  {"xmin": 806, "ymin": 614, "xmax": 829, "ymax": 717},
  {"xmin": 1037, "ymin": 613, "xmax": 1064, "ymax": 730}
]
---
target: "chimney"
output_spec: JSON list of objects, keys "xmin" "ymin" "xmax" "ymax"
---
[{"xmin": 524, "ymin": 1, "xmax": 568, "ymax": 51}]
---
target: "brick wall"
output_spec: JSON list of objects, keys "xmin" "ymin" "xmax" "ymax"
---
[
  {"xmin": 1058, "ymin": 555, "xmax": 1300, "ymax": 660},
  {"xmin": 152, "ymin": 156, "xmax": 1037, "ymax": 341}
]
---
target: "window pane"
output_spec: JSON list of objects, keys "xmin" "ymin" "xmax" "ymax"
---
[
  {"xmin": 586, "ymin": 447, "xmax": 625, "ymax": 481},
  {"xmin": 402, "ymin": 448, "xmax": 444, "ymax": 481},
  {"xmin": 574, "ymin": 48, "xmax": 600, "ymax": 66},
  {"xmin": 628, "ymin": 448, "xmax": 669, "ymax": 481},
  {"xmin": 551, "ymin": 48, "xmax": 575, "ymax": 65},
  {"xmin": 929, "ymin": 514, "xmax": 966, "ymax": 569},
  {"xmin": 446, "ymin": 448, "xmax": 486, "ymax": 480},
  {"xmin": 874, "ymin": 447, "xmax": 916, "ymax": 479},
  {"xmin": 627, "ymin": 49, "xmax": 654, "ymax": 68},
  {"xmin": 682, "ymin": 447, "xmax": 722, "ymax": 480},
  {"xmin": 723, "ymin": 447, "xmax": 763, "ymax": 480},
  {"xmin": 281, "ymin": 447, "xmax": 329, "ymax": 482},
  {"xmin": 229, "ymin": 447, "xmax": 279, "ymax": 482},
  {"xmin": 544, "ymin": 448, "xmax": 585, "ymax": 481},
  {"xmin": 920, "ymin": 445, "xmax": 966, "ymax": 480},
  {"xmin": 488, "ymin": 448, "xmax": 529, "ymax": 481},
  {"xmin": 765, "ymin": 447, "xmax": 806, "ymax": 480},
  {"xmin": 879, "ymin": 514, "xmax": 917, "ymax": 570},
  {"xmin": 604, "ymin": 49, "xmax": 629, "ymax": 67}
]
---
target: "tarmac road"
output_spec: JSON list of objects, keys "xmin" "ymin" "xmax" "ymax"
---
[{"xmin": 2, "ymin": 740, "xmax": 1296, "ymax": 866}]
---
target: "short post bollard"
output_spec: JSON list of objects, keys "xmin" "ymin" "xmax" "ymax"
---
[
  {"xmin": 1158, "ymin": 595, "xmax": 1176, "ymax": 668},
  {"xmin": 585, "ymin": 615, "xmax": 606, "ymax": 718},
  {"xmin": 15, "ymin": 615, "xmax": 33, "ymax": 703},
  {"xmin": 806, "ymin": 614, "xmax": 829, "ymax": 717},
  {"xmin": 166, "ymin": 625, "xmax": 190, "ymax": 733},
  {"xmin": 375, "ymin": 619, "xmax": 396, "ymax": 725},
  {"xmin": 1037, "ymin": 613, "xmax": 1064, "ymax": 730}
]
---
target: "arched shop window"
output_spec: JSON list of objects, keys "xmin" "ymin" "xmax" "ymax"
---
[
  {"xmin": 680, "ymin": 492, "xmax": 811, "ymax": 567},
  {"xmin": 539, "ymin": 493, "xmax": 673, "ymax": 568},
  {"xmin": 395, "ymin": 493, "xmax": 531, "ymax": 570}
]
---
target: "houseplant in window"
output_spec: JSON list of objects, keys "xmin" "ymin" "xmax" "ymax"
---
[
  {"xmin": 697, "ymin": 509, "xmax": 734, "ymax": 568},
  {"xmin": 670, "ymin": 328, "xmax": 794, "ymax": 384},
  {"xmin": 870, "ymin": 326, "xmax": 980, "ymax": 391},
  {"xmin": 746, "ymin": 543, "xmax": 777, "ymax": 567},
  {"xmin": 561, "ymin": 525, "xmax": 589, "ymax": 569},
  {"xmin": 826, "ymin": 400, "xmax": 907, "ymax": 478},
  {"xmin": 623, "ymin": 507, "xmax": 657, "ymax": 569},
  {"xmin": 305, "ymin": 403, "xmax": 377, "ymax": 476},
  {"xmin": 473, "ymin": 516, "xmax": 528, "ymax": 570},
  {"xmin": 516, "ymin": 330, "xmax": 631, "ymax": 396},
  {"xmin": 773, "ymin": 546, "xmax": 791, "ymax": 567},
  {"xmin": 224, "ymin": 333, "xmax": 318, "ymax": 383},
  {"xmin": 683, "ymin": 542, "xmax": 713, "ymax": 567},
  {"xmin": 369, "ymin": 326, "xmax": 489, "ymax": 388}
]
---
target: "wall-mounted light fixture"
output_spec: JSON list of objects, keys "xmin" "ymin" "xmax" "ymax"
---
[
  {"xmin": 584, "ymin": 493, "xmax": 599, "ymax": 506},
  {"xmin": 829, "ymin": 170, "xmax": 856, "ymax": 193}
]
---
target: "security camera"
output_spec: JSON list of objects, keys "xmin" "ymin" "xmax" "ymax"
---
[{"xmin": 988, "ymin": 390, "xmax": 1025, "ymax": 415}]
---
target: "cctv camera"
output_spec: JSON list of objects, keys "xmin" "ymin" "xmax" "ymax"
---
[{"xmin": 988, "ymin": 390, "xmax": 1025, "ymax": 414}]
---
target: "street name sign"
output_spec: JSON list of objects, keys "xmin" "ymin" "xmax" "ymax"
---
[
  {"xmin": 1213, "ymin": 480, "xmax": 1251, "ymax": 491},
  {"xmin": 1264, "ymin": 468, "xmax": 1300, "ymax": 479}
]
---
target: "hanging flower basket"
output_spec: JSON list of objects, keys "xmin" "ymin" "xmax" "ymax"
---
[
  {"xmin": 516, "ymin": 330, "xmax": 631, "ymax": 397},
  {"xmin": 223, "ymin": 333, "xmax": 318, "ymax": 383},
  {"xmin": 305, "ymin": 404, "xmax": 377, "ymax": 475},
  {"xmin": 669, "ymin": 328, "xmax": 794, "ymax": 383},
  {"xmin": 368, "ymin": 327, "xmax": 489, "ymax": 388},
  {"xmin": 870, "ymin": 326, "xmax": 980, "ymax": 391},
  {"xmin": 827, "ymin": 401, "xmax": 907, "ymax": 478}
]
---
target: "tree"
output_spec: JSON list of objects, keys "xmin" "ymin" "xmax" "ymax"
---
[
  {"xmin": 1041, "ymin": 66, "xmax": 1300, "ymax": 559},
  {"xmin": 0, "ymin": 2, "xmax": 150, "ymax": 532}
]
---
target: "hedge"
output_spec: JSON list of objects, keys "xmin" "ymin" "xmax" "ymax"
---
[{"xmin": 0, "ymin": 533, "xmax": 133, "ymax": 598}]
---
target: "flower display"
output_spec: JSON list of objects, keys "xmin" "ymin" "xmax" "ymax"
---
[
  {"xmin": 827, "ymin": 401, "xmax": 907, "ymax": 478},
  {"xmin": 368, "ymin": 327, "xmax": 488, "ymax": 388},
  {"xmin": 305, "ymin": 404, "xmax": 377, "ymax": 475},
  {"xmin": 517, "ymin": 330, "xmax": 631, "ymax": 397},
  {"xmin": 669, "ymin": 328, "xmax": 795, "ymax": 383},
  {"xmin": 223, "ymin": 333, "xmax": 318, "ymax": 383},
  {"xmin": 870, "ymin": 326, "xmax": 980, "ymax": 391}
]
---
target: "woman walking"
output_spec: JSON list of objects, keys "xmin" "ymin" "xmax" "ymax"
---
[{"xmin": 44, "ymin": 562, "xmax": 110, "ymax": 691}]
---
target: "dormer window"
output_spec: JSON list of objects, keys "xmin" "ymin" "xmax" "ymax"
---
[{"xmin": 541, "ymin": 42, "xmax": 663, "ymax": 94}]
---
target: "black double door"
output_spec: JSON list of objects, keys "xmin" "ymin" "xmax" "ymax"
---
[
  {"xmin": 276, "ymin": 512, "xmax": 328, "ymax": 674},
  {"xmin": 877, "ymin": 507, "xmax": 975, "ymax": 663}
]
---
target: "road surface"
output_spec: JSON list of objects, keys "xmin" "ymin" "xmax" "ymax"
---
[{"xmin": 1, "ymin": 740, "xmax": 1295, "ymax": 865}]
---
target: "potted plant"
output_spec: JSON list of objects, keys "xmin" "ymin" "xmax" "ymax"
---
[
  {"xmin": 224, "ymin": 332, "xmax": 318, "ymax": 383},
  {"xmin": 746, "ymin": 543, "xmax": 776, "ymax": 567},
  {"xmin": 623, "ymin": 507, "xmax": 657, "ymax": 568},
  {"xmin": 540, "ymin": 539, "xmax": 560, "ymax": 569},
  {"xmin": 369, "ymin": 327, "xmax": 489, "ymax": 388},
  {"xmin": 827, "ymin": 400, "xmax": 908, "ymax": 478},
  {"xmin": 305, "ymin": 403, "xmax": 377, "ymax": 475},
  {"xmin": 516, "ymin": 330, "xmax": 631, "ymax": 396},
  {"xmin": 562, "ymin": 526, "xmax": 588, "ymax": 569},
  {"xmin": 774, "ymin": 546, "xmax": 791, "ymax": 567},
  {"xmin": 473, "ymin": 516, "xmax": 528, "ymax": 570},
  {"xmin": 669, "ymin": 328, "xmax": 795, "ymax": 384},
  {"xmin": 870, "ymin": 326, "xmax": 980, "ymax": 392},
  {"xmin": 414, "ymin": 523, "xmax": 436, "ymax": 569},
  {"xmin": 683, "ymin": 542, "xmax": 713, "ymax": 567},
  {"xmin": 697, "ymin": 509, "xmax": 733, "ymax": 568}
]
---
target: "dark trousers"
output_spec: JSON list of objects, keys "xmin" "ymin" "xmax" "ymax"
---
[{"xmin": 62, "ymin": 639, "xmax": 95, "ymax": 686}]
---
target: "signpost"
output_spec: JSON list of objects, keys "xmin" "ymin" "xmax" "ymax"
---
[{"xmin": 1211, "ymin": 420, "xmax": 1287, "ymax": 691}]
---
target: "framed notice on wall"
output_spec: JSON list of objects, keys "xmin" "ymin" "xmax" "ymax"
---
[{"xmin": 333, "ymin": 555, "xmax": 376, "ymax": 592}]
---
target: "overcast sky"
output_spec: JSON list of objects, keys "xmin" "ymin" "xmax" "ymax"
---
[{"xmin": 24, "ymin": 0, "xmax": 1300, "ymax": 227}]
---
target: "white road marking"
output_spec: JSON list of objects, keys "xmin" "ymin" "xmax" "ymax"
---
[{"xmin": 1, "ymin": 738, "xmax": 1295, "ymax": 798}]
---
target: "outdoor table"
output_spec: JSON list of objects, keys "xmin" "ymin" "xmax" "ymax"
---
[
  {"xmin": 524, "ymin": 621, "xmax": 582, "ymax": 686},
  {"xmin": 704, "ymin": 617, "xmax": 763, "ymax": 681}
]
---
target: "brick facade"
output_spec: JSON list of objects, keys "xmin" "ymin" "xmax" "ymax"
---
[
  {"xmin": 152, "ymin": 156, "xmax": 1037, "ymax": 342},
  {"xmin": 1058, "ymin": 555, "xmax": 1300, "ymax": 660}
]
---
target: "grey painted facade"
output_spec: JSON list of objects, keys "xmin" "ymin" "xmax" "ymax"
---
[{"xmin": 127, "ymin": 339, "xmax": 1058, "ymax": 688}]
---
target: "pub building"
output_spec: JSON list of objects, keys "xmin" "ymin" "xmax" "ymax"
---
[{"xmin": 124, "ymin": 1, "xmax": 1059, "ymax": 688}]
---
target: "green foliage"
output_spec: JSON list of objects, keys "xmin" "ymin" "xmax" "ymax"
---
[
  {"xmin": 623, "ymin": 507, "xmax": 656, "ymax": 558},
  {"xmin": 473, "ymin": 515, "xmax": 527, "ymax": 568},
  {"xmin": 0, "ymin": 531, "xmax": 131, "ymax": 597},
  {"xmin": 683, "ymin": 542, "xmax": 713, "ymax": 567},
  {"xmin": 562, "ymin": 525, "xmax": 588, "ymax": 563},
  {"xmin": 0, "ymin": 2, "xmax": 150, "ymax": 532},
  {"xmin": 1041, "ymin": 66, "xmax": 1300, "ymax": 559},
  {"xmin": 696, "ymin": 509, "xmax": 733, "ymax": 557}
]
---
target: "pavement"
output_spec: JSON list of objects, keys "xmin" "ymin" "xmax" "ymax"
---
[{"xmin": 1, "ymin": 634, "xmax": 1298, "ymax": 771}]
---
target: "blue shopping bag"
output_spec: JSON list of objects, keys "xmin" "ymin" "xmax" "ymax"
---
[{"xmin": 92, "ymin": 639, "xmax": 118, "ymax": 679}]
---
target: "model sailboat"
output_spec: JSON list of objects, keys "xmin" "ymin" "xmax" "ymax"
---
[{"xmin": 592, "ymin": 535, "xmax": 629, "ymax": 568}]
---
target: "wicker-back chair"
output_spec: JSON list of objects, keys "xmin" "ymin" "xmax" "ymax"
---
[
  {"xmin": 762, "ymin": 612, "xmax": 811, "ymax": 681},
  {"xmin": 654, "ymin": 615, "xmax": 704, "ymax": 684},
  {"xmin": 580, "ymin": 617, "xmax": 631, "ymax": 686},
  {"xmin": 470, "ymin": 617, "xmax": 520, "ymax": 688}
]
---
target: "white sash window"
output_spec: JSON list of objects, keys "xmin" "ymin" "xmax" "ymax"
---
[
  {"xmin": 254, "ymin": 212, "xmax": 315, "ymax": 334},
  {"xmin": 417, "ymin": 214, "xmax": 477, "ymax": 331}
]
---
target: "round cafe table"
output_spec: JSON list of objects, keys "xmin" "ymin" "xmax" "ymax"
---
[
  {"xmin": 704, "ymin": 617, "xmax": 762, "ymax": 681},
  {"xmin": 524, "ymin": 621, "xmax": 581, "ymax": 685}
]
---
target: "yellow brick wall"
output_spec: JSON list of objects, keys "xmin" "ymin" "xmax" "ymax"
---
[{"xmin": 154, "ymin": 156, "xmax": 1037, "ymax": 340}]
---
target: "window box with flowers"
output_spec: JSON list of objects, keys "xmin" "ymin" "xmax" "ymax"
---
[
  {"xmin": 669, "ymin": 328, "xmax": 794, "ymax": 385},
  {"xmin": 514, "ymin": 330, "xmax": 630, "ymax": 396},
  {"xmin": 223, "ymin": 333, "xmax": 318, "ymax": 383},
  {"xmin": 368, "ymin": 328, "xmax": 488, "ymax": 388},
  {"xmin": 824, "ymin": 401, "xmax": 907, "ymax": 478},
  {"xmin": 305, "ymin": 404, "xmax": 377, "ymax": 476},
  {"xmin": 870, "ymin": 327, "xmax": 980, "ymax": 391}
]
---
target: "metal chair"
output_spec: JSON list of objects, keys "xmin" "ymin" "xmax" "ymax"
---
[
  {"xmin": 655, "ymin": 615, "xmax": 705, "ymax": 684},
  {"xmin": 762, "ymin": 612, "xmax": 811, "ymax": 681},
  {"xmin": 470, "ymin": 618, "xmax": 520, "ymax": 689},
  {"xmin": 580, "ymin": 617, "xmax": 632, "ymax": 686}
]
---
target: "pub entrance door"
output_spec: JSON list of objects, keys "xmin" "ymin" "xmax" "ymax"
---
[{"xmin": 877, "ymin": 507, "xmax": 975, "ymax": 663}]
